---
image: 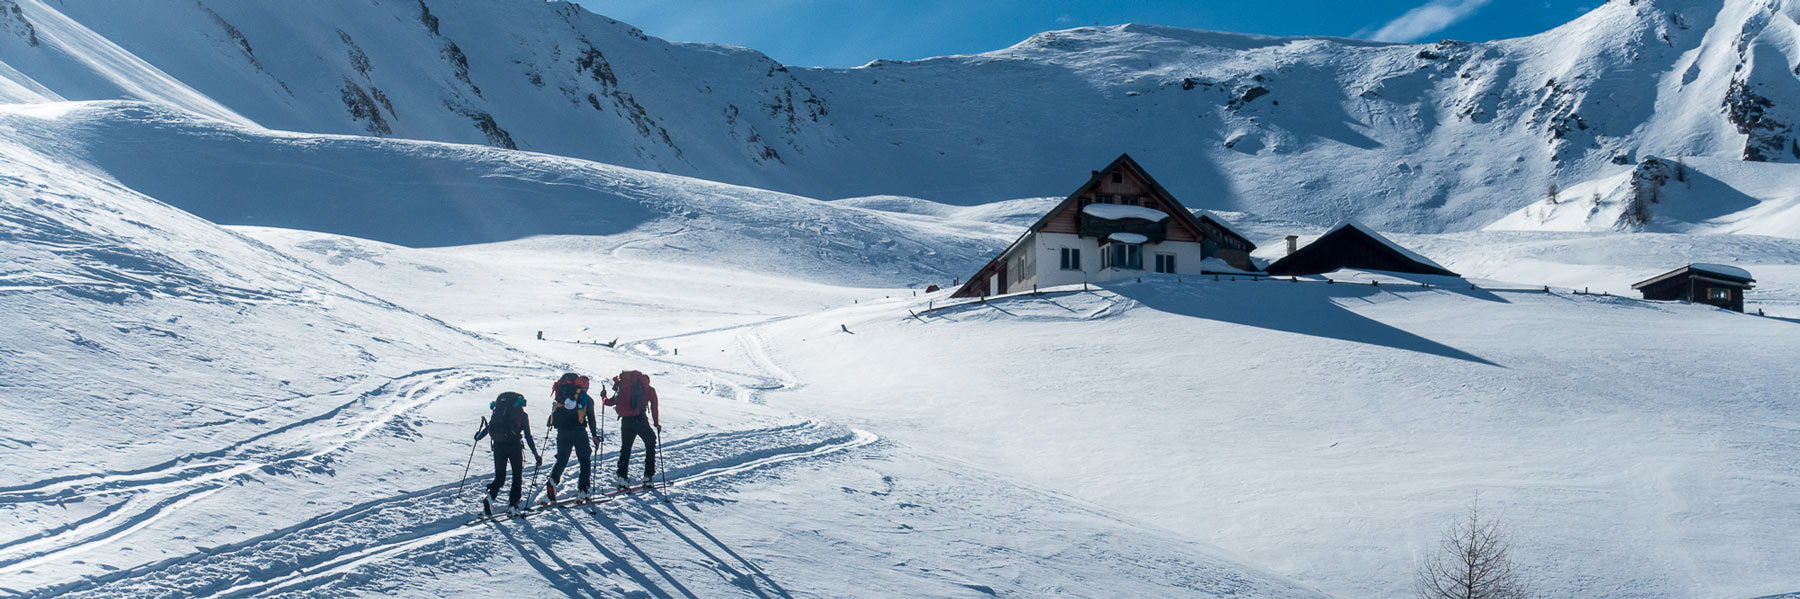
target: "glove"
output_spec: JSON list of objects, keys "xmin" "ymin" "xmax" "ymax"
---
[
  {"xmin": 592, "ymin": 434, "xmax": 601, "ymax": 447},
  {"xmin": 534, "ymin": 453, "xmax": 543, "ymax": 466}
]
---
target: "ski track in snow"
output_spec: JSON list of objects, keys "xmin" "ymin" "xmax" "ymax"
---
[
  {"xmin": 0, "ymin": 365, "xmax": 525, "ymax": 580},
  {"xmin": 23, "ymin": 424, "xmax": 876, "ymax": 599},
  {"xmin": 0, "ymin": 302, "xmax": 880, "ymax": 599}
]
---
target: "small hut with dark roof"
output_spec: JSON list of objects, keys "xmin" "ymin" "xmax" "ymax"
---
[
  {"xmin": 1264, "ymin": 221, "xmax": 1458, "ymax": 278},
  {"xmin": 1631, "ymin": 264, "xmax": 1755, "ymax": 312}
]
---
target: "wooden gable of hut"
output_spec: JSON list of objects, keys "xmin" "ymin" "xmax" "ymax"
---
[{"xmin": 950, "ymin": 153, "xmax": 1256, "ymax": 298}]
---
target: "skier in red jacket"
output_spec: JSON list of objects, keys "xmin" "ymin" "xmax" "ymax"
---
[{"xmin": 603, "ymin": 370, "xmax": 660, "ymax": 488}]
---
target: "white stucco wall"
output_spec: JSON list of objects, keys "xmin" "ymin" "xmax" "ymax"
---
[{"xmin": 1026, "ymin": 232, "xmax": 1214, "ymax": 290}]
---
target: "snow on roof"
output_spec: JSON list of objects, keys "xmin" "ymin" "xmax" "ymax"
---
[
  {"xmin": 1082, "ymin": 203, "xmax": 1169, "ymax": 221},
  {"xmin": 1689, "ymin": 263, "xmax": 1753, "ymax": 280},
  {"xmin": 1338, "ymin": 221, "xmax": 1451, "ymax": 271},
  {"xmin": 1107, "ymin": 232, "xmax": 1149, "ymax": 244},
  {"xmin": 1195, "ymin": 209, "xmax": 1249, "ymax": 241},
  {"xmin": 1196, "ymin": 257, "xmax": 1262, "ymax": 275}
]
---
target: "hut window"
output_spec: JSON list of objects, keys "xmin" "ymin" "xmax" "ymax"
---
[
  {"xmin": 1110, "ymin": 243, "xmax": 1142, "ymax": 269},
  {"xmin": 1154, "ymin": 253, "xmax": 1176, "ymax": 274},
  {"xmin": 1709, "ymin": 288, "xmax": 1731, "ymax": 301},
  {"xmin": 1060, "ymin": 248, "xmax": 1082, "ymax": 270},
  {"xmin": 1111, "ymin": 172, "xmax": 1123, "ymax": 183}
]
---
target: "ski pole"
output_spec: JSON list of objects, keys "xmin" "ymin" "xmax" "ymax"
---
[
  {"xmin": 529, "ymin": 424, "xmax": 553, "ymax": 505},
  {"xmin": 457, "ymin": 417, "xmax": 486, "ymax": 499},
  {"xmin": 656, "ymin": 424, "xmax": 668, "ymax": 489}
]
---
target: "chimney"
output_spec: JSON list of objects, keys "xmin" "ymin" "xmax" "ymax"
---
[
  {"xmin": 1285, "ymin": 235, "xmax": 1299, "ymax": 255},
  {"xmin": 1090, "ymin": 170, "xmax": 1100, "ymax": 180}
]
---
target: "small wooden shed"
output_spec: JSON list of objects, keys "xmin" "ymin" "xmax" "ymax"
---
[{"xmin": 1631, "ymin": 264, "xmax": 1755, "ymax": 312}]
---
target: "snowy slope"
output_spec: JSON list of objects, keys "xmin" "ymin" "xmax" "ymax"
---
[
  {"xmin": 1488, "ymin": 156, "xmax": 1800, "ymax": 237},
  {"xmin": 0, "ymin": 102, "xmax": 1333, "ymax": 598},
  {"xmin": 2, "ymin": 101, "xmax": 1010, "ymax": 287},
  {"xmin": 625, "ymin": 276, "xmax": 1800, "ymax": 599},
  {"xmin": 6, "ymin": 0, "xmax": 1800, "ymax": 231},
  {"xmin": 0, "ymin": 102, "xmax": 523, "ymax": 480}
]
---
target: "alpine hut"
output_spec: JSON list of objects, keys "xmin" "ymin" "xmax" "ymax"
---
[
  {"xmin": 950, "ymin": 154, "xmax": 1256, "ymax": 298},
  {"xmin": 1631, "ymin": 264, "xmax": 1755, "ymax": 312},
  {"xmin": 1263, "ymin": 221, "xmax": 1458, "ymax": 278}
]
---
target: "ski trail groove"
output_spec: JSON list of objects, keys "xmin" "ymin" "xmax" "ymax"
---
[
  {"xmin": 31, "ymin": 426, "xmax": 877, "ymax": 599},
  {"xmin": 0, "ymin": 366, "xmax": 515, "ymax": 579}
]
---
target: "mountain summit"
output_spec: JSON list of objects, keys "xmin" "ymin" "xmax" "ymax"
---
[{"xmin": 2, "ymin": 0, "xmax": 1798, "ymax": 231}]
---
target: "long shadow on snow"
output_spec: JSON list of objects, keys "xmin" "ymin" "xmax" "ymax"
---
[
  {"xmin": 497, "ymin": 521, "xmax": 611, "ymax": 599},
  {"xmin": 1122, "ymin": 280, "xmax": 1501, "ymax": 367},
  {"xmin": 644, "ymin": 500, "xmax": 797, "ymax": 599},
  {"xmin": 553, "ymin": 509, "xmax": 686, "ymax": 599},
  {"xmin": 591, "ymin": 510, "xmax": 704, "ymax": 599}
]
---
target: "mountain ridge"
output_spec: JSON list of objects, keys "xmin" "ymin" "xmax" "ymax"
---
[{"xmin": 2, "ymin": 0, "xmax": 1798, "ymax": 233}]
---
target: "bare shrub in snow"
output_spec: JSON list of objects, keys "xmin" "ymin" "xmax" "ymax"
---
[{"xmin": 1416, "ymin": 500, "xmax": 1534, "ymax": 599}]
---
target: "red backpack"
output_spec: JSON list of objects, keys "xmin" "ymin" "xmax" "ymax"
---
[{"xmin": 612, "ymin": 370, "xmax": 653, "ymax": 417}]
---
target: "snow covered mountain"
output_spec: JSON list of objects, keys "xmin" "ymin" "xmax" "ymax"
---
[
  {"xmin": 5, "ymin": 2, "xmax": 1800, "ymax": 598},
  {"xmin": 7, "ymin": 0, "xmax": 1800, "ymax": 232}
]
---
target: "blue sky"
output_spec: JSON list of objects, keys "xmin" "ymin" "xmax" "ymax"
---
[{"xmin": 573, "ymin": 0, "xmax": 1604, "ymax": 68}]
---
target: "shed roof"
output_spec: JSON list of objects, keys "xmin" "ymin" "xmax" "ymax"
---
[{"xmin": 1631, "ymin": 264, "xmax": 1756, "ymax": 290}]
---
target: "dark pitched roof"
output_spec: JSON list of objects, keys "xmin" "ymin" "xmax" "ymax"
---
[
  {"xmin": 1014, "ymin": 153, "xmax": 1254, "ymax": 249},
  {"xmin": 1264, "ymin": 221, "xmax": 1458, "ymax": 277},
  {"xmin": 1631, "ymin": 264, "xmax": 1756, "ymax": 290}
]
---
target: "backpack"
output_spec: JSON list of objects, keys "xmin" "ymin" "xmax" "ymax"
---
[
  {"xmin": 488, "ymin": 392, "xmax": 525, "ymax": 444},
  {"xmin": 550, "ymin": 374, "xmax": 591, "ymax": 428},
  {"xmin": 613, "ymin": 370, "xmax": 651, "ymax": 417}
]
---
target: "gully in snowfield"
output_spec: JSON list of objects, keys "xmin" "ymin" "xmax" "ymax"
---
[
  {"xmin": 474, "ymin": 391, "xmax": 541, "ymax": 517},
  {"xmin": 544, "ymin": 373, "xmax": 602, "ymax": 503},
  {"xmin": 604, "ymin": 370, "xmax": 661, "ymax": 489}
]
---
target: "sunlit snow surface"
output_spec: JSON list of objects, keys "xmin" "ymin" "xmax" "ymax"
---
[{"xmin": 3, "ymin": 0, "xmax": 1800, "ymax": 595}]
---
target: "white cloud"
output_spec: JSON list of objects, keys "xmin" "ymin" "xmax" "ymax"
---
[{"xmin": 1364, "ymin": 0, "xmax": 1495, "ymax": 43}]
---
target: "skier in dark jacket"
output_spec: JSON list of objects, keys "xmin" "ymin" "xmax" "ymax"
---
[
  {"xmin": 474, "ymin": 391, "xmax": 540, "ymax": 517},
  {"xmin": 544, "ymin": 373, "xmax": 601, "ymax": 502},
  {"xmin": 603, "ymin": 370, "xmax": 661, "ymax": 488}
]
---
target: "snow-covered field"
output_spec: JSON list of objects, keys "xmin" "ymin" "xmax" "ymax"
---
[
  {"xmin": 5, "ymin": 0, "xmax": 1800, "ymax": 597},
  {"xmin": 0, "ymin": 102, "xmax": 1329, "ymax": 598}
]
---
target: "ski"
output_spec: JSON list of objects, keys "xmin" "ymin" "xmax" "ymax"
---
[
  {"xmin": 463, "ymin": 482, "xmax": 669, "ymax": 525},
  {"xmin": 604, "ymin": 481, "xmax": 666, "ymax": 497}
]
